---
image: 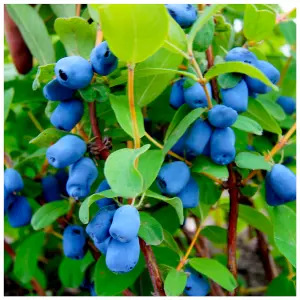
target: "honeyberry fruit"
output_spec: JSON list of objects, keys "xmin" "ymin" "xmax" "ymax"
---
[
  {"xmin": 184, "ymin": 82, "xmax": 212, "ymax": 109},
  {"xmin": 7, "ymin": 196, "xmax": 32, "ymax": 228},
  {"xmin": 50, "ymin": 99, "xmax": 84, "ymax": 131},
  {"xmin": 90, "ymin": 284, "xmax": 97, "ymax": 296},
  {"xmin": 46, "ymin": 135, "xmax": 87, "ymax": 169},
  {"xmin": 67, "ymin": 157, "xmax": 98, "ymax": 200},
  {"xmin": 4, "ymin": 168, "xmax": 24, "ymax": 193},
  {"xmin": 265, "ymin": 179, "xmax": 286, "ymax": 207},
  {"xmin": 43, "ymin": 79, "xmax": 75, "ymax": 101},
  {"xmin": 210, "ymin": 127, "xmax": 236, "ymax": 165},
  {"xmin": 165, "ymin": 4, "xmax": 197, "ymax": 28},
  {"xmin": 184, "ymin": 268, "xmax": 210, "ymax": 296},
  {"xmin": 171, "ymin": 131, "xmax": 188, "ymax": 157},
  {"xmin": 245, "ymin": 60, "xmax": 280, "ymax": 94},
  {"xmin": 94, "ymin": 237, "xmax": 111, "ymax": 255},
  {"xmin": 63, "ymin": 225, "xmax": 87, "ymax": 260},
  {"xmin": 177, "ymin": 177, "xmax": 199, "ymax": 208},
  {"xmin": 55, "ymin": 169, "xmax": 69, "ymax": 196},
  {"xmin": 106, "ymin": 237, "xmax": 140, "ymax": 274},
  {"xmin": 156, "ymin": 161, "xmax": 190, "ymax": 195},
  {"xmin": 221, "ymin": 79, "xmax": 248, "ymax": 113},
  {"xmin": 169, "ymin": 79, "xmax": 185, "ymax": 109},
  {"xmin": 276, "ymin": 96, "xmax": 296, "ymax": 115},
  {"xmin": 185, "ymin": 119, "xmax": 213, "ymax": 156},
  {"xmin": 109, "ymin": 205, "xmax": 140, "ymax": 243},
  {"xmin": 86, "ymin": 205, "xmax": 116, "ymax": 243},
  {"xmin": 95, "ymin": 179, "xmax": 114, "ymax": 208},
  {"xmin": 225, "ymin": 47, "xmax": 258, "ymax": 65},
  {"xmin": 55, "ymin": 56, "xmax": 93, "ymax": 89},
  {"xmin": 4, "ymin": 189, "xmax": 16, "ymax": 215},
  {"xmin": 90, "ymin": 41, "xmax": 118, "ymax": 76},
  {"xmin": 208, "ymin": 104, "xmax": 238, "ymax": 128},
  {"xmin": 267, "ymin": 164, "xmax": 296, "ymax": 202},
  {"xmin": 42, "ymin": 175, "xmax": 62, "ymax": 202}
]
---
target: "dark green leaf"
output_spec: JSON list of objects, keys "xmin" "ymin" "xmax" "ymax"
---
[
  {"xmin": 50, "ymin": 4, "xmax": 76, "ymax": 17},
  {"xmin": 4, "ymin": 88, "xmax": 14, "ymax": 122},
  {"xmin": 79, "ymin": 83, "xmax": 110, "ymax": 103},
  {"xmin": 235, "ymin": 152, "xmax": 272, "ymax": 171},
  {"xmin": 161, "ymin": 229, "xmax": 183, "ymax": 256},
  {"xmin": 193, "ymin": 17, "xmax": 215, "ymax": 52},
  {"xmin": 259, "ymin": 98, "xmax": 286, "ymax": 121},
  {"xmin": 231, "ymin": 115, "xmax": 263, "ymax": 135},
  {"xmin": 266, "ymin": 275, "xmax": 296, "ymax": 296},
  {"xmin": 32, "ymin": 64, "xmax": 55, "ymax": 91},
  {"xmin": 217, "ymin": 73, "xmax": 242, "ymax": 89},
  {"xmin": 201, "ymin": 226, "xmax": 227, "ymax": 244},
  {"xmin": 279, "ymin": 21, "xmax": 296, "ymax": 45},
  {"xmin": 164, "ymin": 268, "xmax": 187, "ymax": 296}
]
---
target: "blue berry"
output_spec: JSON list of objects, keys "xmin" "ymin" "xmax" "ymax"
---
[
  {"xmin": 170, "ymin": 79, "xmax": 185, "ymax": 109},
  {"xmin": 67, "ymin": 157, "xmax": 98, "ymax": 200},
  {"xmin": 55, "ymin": 169, "xmax": 69, "ymax": 196},
  {"xmin": 265, "ymin": 179, "xmax": 286, "ymax": 207},
  {"xmin": 95, "ymin": 179, "xmax": 114, "ymax": 208},
  {"xmin": 4, "ymin": 188, "xmax": 16, "ymax": 215},
  {"xmin": 225, "ymin": 47, "xmax": 258, "ymax": 65},
  {"xmin": 4, "ymin": 168, "xmax": 24, "ymax": 193},
  {"xmin": 184, "ymin": 267, "xmax": 210, "ymax": 296},
  {"xmin": 46, "ymin": 135, "xmax": 87, "ymax": 169},
  {"xmin": 208, "ymin": 105, "xmax": 238, "ymax": 128},
  {"xmin": 94, "ymin": 237, "xmax": 111, "ymax": 255},
  {"xmin": 43, "ymin": 79, "xmax": 75, "ymax": 101},
  {"xmin": 276, "ymin": 96, "xmax": 296, "ymax": 115},
  {"xmin": 50, "ymin": 99, "xmax": 84, "ymax": 131},
  {"xmin": 55, "ymin": 56, "xmax": 93, "ymax": 89},
  {"xmin": 42, "ymin": 175, "xmax": 62, "ymax": 202},
  {"xmin": 176, "ymin": 177, "xmax": 199, "ymax": 208},
  {"xmin": 171, "ymin": 131, "xmax": 188, "ymax": 157},
  {"xmin": 184, "ymin": 82, "xmax": 212, "ymax": 109},
  {"xmin": 7, "ymin": 196, "xmax": 32, "ymax": 228},
  {"xmin": 165, "ymin": 4, "xmax": 198, "ymax": 28}
]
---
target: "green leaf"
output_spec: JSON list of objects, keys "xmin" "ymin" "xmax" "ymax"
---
[
  {"xmin": 164, "ymin": 268, "xmax": 187, "ymax": 296},
  {"xmin": 13, "ymin": 232, "xmax": 45, "ymax": 284},
  {"xmin": 189, "ymin": 258, "xmax": 237, "ymax": 292},
  {"xmin": 259, "ymin": 98, "xmax": 286, "ymax": 121},
  {"xmin": 193, "ymin": 17, "xmax": 215, "ymax": 52},
  {"xmin": 29, "ymin": 128, "xmax": 70, "ymax": 148},
  {"xmin": 243, "ymin": 98, "xmax": 281, "ymax": 135},
  {"xmin": 192, "ymin": 156, "xmax": 229, "ymax": 180},
  {"xmin": 54, "ymin": 17, "xmax": 97, "ymax": 59},
  {"xmin": 220, "ymin": 203, "xmax": 273, "ymax": 236},
  {"xmin": 110, "ymin": 94, "xmax": 145, "ymax": 138},
  {"xmin": 231, "ymin": 115, "xmax": 263, "ymax": 135},
  {"xmin": 6, "ymin": 4, "xmax": 55, "ymax": 64},
  {"xmin": 94, "ymin": 255, "xmax": 145, "ymax": 296},
  {"xmin": 201, "ymin": 226, "xmax": 227, "ymax": 244},
  {"xmin": 165, "ymin": 104, "xmax": 191, "ymax": 141},
  {"xmin": 244, "ymin": 4, "xmax": 276, "ymax": 42},
  {"xmin": 273, "ymin": 205, "xmax": 296, "ymax": 267},
  {"xmin": 97, "ymin": 4, "xmax": 169, "ymax": 63},
  {"xmin": 50, "ymin": 4, "xmax": 76, "ymax": 17},
  {"xmin": 79, "ymin": 83, "xmax": 110, "ymax": 103},
  {"xmin": 205, "ymin": 62, "xmax": 278, "ymax": 91},
  {"xmin": 161, "ymin": 229, "xmax": 183, "ymax": 256},
  {"xmin": 14, "ymin": 148, "xmax": 47, "ymax": 170},
  {"xmin": 138, "ymin": 212, "xmax": 164, "ymax": 246},
  {"xmin": 104, "ymin": 145, "xmax": 150, "ymax": 198},
  {"xmin": 279, "ymin": 21, "xmax": 296, "ymax": 45},
  {"xmin": 188, "ymin": 4, "xmax": 225, "ymax": 47},
  {"xmin": 32, "ymin": 64, "xmax": 55, "ymax": 91},
  {"xmin": 79, "ymin": 190, "xmax": 119, "ymax": 224},
  {"xmin": 235, "ymin": 152, "xmax": 272, "ymax": 171},
  {"xmin": 145, "ymin": 190, "xmax": 184, "ymax": 225},
  {"xmin": 138, "ymin": 150, "xmax": 164, "ymax": 191},
  {"xmin": 31, "ymin": 200, "xmax": 70, "ymax": 230},
  {"xmin": 4, "ymin": 88, "xmax": 14, "ymax": 122},
  {"xmin": 266, "ymin": 275, "xmax": 296, "ymax": 296},
  {"xmin": 163, "ymin": 108, "xmax": 205, "ymax": 154},
  {"xmin": 59, "ymin": 257, "xmax": 85, "ymax": 288},
  {"xmin": 217, "ymin": 73, "xmax": 242, "ymax": 89}
]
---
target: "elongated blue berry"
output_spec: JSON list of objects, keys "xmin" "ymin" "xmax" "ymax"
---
[
  {"xmin": 55, "ymin": 169, "xmax": 69, "ymax": 196},
  {"xmin": 7, "ymin": 196, "xmax": 32, "ymax": 228},
  {"xmin": 170, "ymin": 79, "xmax": 185, "ymax": 109},
  {"xmin": 4, "ymin": 188, "xmax": 16, "ymax": 215},
  {"xmin": 208, "ymin": 105, "xmax": 238, "ymax": 128},
  {"xmin": 184, "ymin": 82, "xmax": 212, "ymax": 109},
  {"xmin": 225, "ymin": 47, "xmax": 258, "ymax": 65},
  {"xmin": 94, "ymin": 237, "xmax": 111, "ymax": 255},
  {"xmin": 42, "ymin": 175, "xmax": 61, "ymax": 202},
  {"xmin": 46, "ymin": 135, "xmax": 87, "ymax": 168},
  {"xmin": 43, "ymin": 79, "xmax": 75, "ymax": 101},
  {"xmin": 265, "ymin": 179, "xmax": 286, "ymax": 207},
  {"xmin": 4, "ymin": 168, "xmax": 24, "ymax": 193},
  {"xmin": 165, "ymin": 4, "xmax": 197, "ymax": 28},
  {"xmin": 95, "ymin": 179, "xmax": 114, "ymax": 208},
  {"xmin": 184, "ymin": 267, "xmax": 210, "ymax": 296},
  {"xmin": 276, "ymin": 96, "xmax": 296, "ymax": 115},
  {"xmin": 176, "ymin": 177, "xmax": 199, "ymax": 208}
]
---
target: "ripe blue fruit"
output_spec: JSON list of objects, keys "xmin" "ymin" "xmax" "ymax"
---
[
  {"xmin": 225, "ymin": 47, "xmax": 258, "ymax": 65},
  {"xmin": 90, "ymin": 284, "xmax": 97, "ymax": 296},
  {"xmin": 55, "ymin": 56, "xmax": 93, "ymax": 89},
  {"xmin": 94, "ymin": 237, "xmax": 111, "ymax": 255},
  {"xmin": 176, "ymin": 177, "xmax": 199, "ymax": 208},
  {"xmin": 41, "ymin": 175, "xmax": 62, "ymax": 202},
  {"xmin": 184, "ymin": 82, "xmax": 212, "ymax": 109},
  {"xmin": 109, "ymin": 205, "xmax": 140, "ymax": 243},
  {"xmin": 95, "ymin": 179, "xmax": 114, "ymax": 208},
  {"xmin": 169, "ymin": 79, "xmax": 185, "ymax": 109},
  {"xmin": 267, "ymin": 164, "xmax": 296, "ymax": 202},
  {"xmin": 63, "ymin": 225, "xmax": 87, "ymax": 260},
  {"xmin": 4, "ymin": 168, "xmax": 24, "ymax": 193},
  {"xmin": 106, "ymin": 237, "xmax": 140, "ymax": 274},
  {"xmin": 55, "ymin": 169, "xmax": 69, "ymax": 196},
  {"xmin": 210, "ymin": 127, "xmax": 236, "ymax": 165},
  {"xmin": 185, "ymin": 119, "xmax": 213, "ymax": 156},
  {"xmin": 171, "ymin": 131, "xmax": 188, "ymax": 157},
  {"xmin": 221, "ymin": 79, "xmax": 248, "ymax": 113},
  {"xmin": 67, "ymin": 157, "xmax": 98, "ymax": 200},
  {"xmin": 276, "ymin": 96, "xmax": 296, "ymax": 115},
  {"xmin": 46, "ymin": 135, "xmax": 87, "ymax": 168},
  {"xmin": 184, "ymin": 268, "xmax": 210, "ymax": 296},
  {"xmin": 43, "ymin": 79, "xmax": 75, "ymax": 101},
  {"xmin": 7, "ymin": 196, "xmax": 32, "ymax": 228},
  {"xmin": 265, "ymin": 179, "xmax": 286, "ymax": 206},
  {"xmin": 86, "ymin": 205, "xmax": 116, "ymax": 243},
  {"xmin": 245, "ymin": 60, "xmax": 280, "ymax": 94},
  {"xmin": 4, "ymin": 188, "xmax": 16, "ymax": 215},
  {"xmin": 90, "ymin": 41, "xmax": 118, "ymax": 76},
  {"xmin": 165, "ymin": 4, "xmax": 197, "ymax": 28},
  {"xmin": 208, "ymin": 104, "xmax": 238, "ymax": 128},
  {"xmin": 156, "ymin": 161, "xmax": 190, "ymax": 195},
  {"xmin": 50, "ymin": 99, "xmax": 84, "ymax": 131}
]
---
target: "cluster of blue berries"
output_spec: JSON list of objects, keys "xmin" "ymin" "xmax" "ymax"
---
[
  {"xmin": 165, "ymin": 4, "xmax": 198, "ymax": 29},
  {"xmin": 4, "ymin": 168, "xmax": 32, "ymax": 228}
]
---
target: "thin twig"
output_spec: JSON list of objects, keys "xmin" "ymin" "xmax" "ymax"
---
[
  {"xmin": 27, "ymin": 111, "xmax": 44, "ymax": 133},
  {"xmin": 4, "ymin": 152, "xmax": 13, "ymax": 168},
  {"xmin": 240, "ymin": 286, "xmax": 267, "ymax": 295},
  {"xmin": 76, "ymin": 4, "xmax": 81, "ymax": 17},
  {"xmin": 206, "ymin": 45, "xmax": 220, "ymax": 103}
]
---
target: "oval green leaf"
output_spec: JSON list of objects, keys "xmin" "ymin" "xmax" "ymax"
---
[
  {"xmin": 235, "ymin": 152, "xmax": 272, "ymax": 171},
  {"xmin": 232, "ymin": 115, "xmax": 263, "ymax": 135},
  {"xmin": 164, "ymin": 268, "xmax": 187, "ymax": 296}
]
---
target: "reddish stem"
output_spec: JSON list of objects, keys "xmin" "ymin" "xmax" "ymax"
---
[
  {"xmin": 88, "ymin": 101, "xmax": 110, "ymax": 161},
  {"xmin": 122, "ymin": 289, "xmax": 135, "ymax": 296},
  {"xmin": 139, "ymin": 238, "xmax": 165, "ymax": 296},
  {"xmin": 206, "ymin": 45, "xmax": 220, "ymax": 103}
]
